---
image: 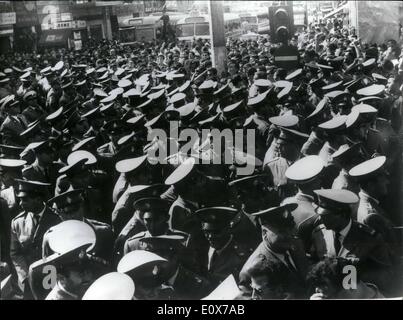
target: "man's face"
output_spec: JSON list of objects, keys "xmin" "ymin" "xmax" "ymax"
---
[
  {"xmin": 63, "ymin": 264, "xmax": 97, "ymax": 297},
  {"xmin": 56, "ymin": 198, "xmax": 85, "ymax": 221},
  {"xmin": 202, "ymin": 223, "xmax": 230, "ymax": 249},
  {"xmin": 143, "ymin": 211, "xmax": 168, "ymax": 236},
  {"xmin": 202, "ymin": 52, "xmax": 209, "ymax": 60},
  {"xmin": 277, "ymin": 139, "xmax": 298, "ymax": 161},
  {"xmin": 251, "ymin": 275, "xmax": 285, "ymax": 300},
  {"xmin": 261, "ymin": 221, "xmax": 295, "ymax": 253},
  {"xmin": 318, "ymin": 211, "xmax": 346, "ymax": 231},
  {"xmin": 18, "ymin": 195, "xmax": 43, "ymax": 213}
]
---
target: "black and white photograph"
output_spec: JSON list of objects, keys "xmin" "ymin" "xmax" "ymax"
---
[{"xmin": 0, "ymin": 0, "xmax": 403, "ymax": 302}]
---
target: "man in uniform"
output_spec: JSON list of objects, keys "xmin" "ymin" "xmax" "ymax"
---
[
  {"xmin": 239, "ymin": 200, "xmax": 309, "ymax": 299},
  {"xmin": 29, "ymin": 220, "xmax": 109, "ymax": 300},
  {"xmin": 264, "ymin": 127, "xmax": 308, "ymax": 200},
  {"xmin": 305, "ymin": 188, "xmax": 396, "ymax": 294},
  {"xmin": 47, "ymin": 189, "xmax": 114, "ymax": 262},
  {"xmin": 282, "ymin": 155, "xmax": 324, "ymax": 228},
  {"xmin": 124, "ymin": 197, "xmax": 189, "ymax": 254},
  {"xmin": 10, "ymin": 179, "xmax": 61, "ymax": 298},
  {"xmin": 22, "ymin": 140, "xmax": 56, "ymax": 184},
  {"xmin": 137, "ymin": 235, "xmax": 214, "ymax": 300},
  {"xmin": 194, "ymin": 206, "xmax": 254, "ymax": 287}
]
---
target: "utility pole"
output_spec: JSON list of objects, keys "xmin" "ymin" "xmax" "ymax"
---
[{"xmin": 207, "ymin": 0, "xmax": 227, "ymax": 77}]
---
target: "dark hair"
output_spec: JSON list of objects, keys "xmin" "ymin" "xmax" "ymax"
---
[{"xmin": 306, "ymin": 257, "xmax": 352, "ymax": 294}]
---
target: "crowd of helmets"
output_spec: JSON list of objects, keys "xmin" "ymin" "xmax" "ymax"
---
[{"xmin": 0, "ymin": 19, "xmax": 403, "ymax": 300}]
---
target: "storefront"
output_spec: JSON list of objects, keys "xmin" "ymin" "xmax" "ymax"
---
[
  {"xmin": 38, "ymin": 29, "xmax": 72, "ymax": 50},
  {"xmin": 0, "ymin": 12, "xmax": 16, "ymax": 54}
]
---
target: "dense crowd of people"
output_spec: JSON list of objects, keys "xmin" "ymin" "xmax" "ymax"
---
[{"xmin": 0, "ymin": 18, "xmax": 403, "ymax": 300}]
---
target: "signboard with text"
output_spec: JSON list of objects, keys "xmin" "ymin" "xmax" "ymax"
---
[{"xmin": 0, "ymin": 12, "xmax": 15, "ymax": 25}]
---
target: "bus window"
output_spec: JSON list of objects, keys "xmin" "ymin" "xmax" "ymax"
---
[
  {"xmin": 119, "ymin": 28, "xmax": 136, "ymax": 43},
  {"xmin": 176, "ymin": 23, "xmax": 195, "ymax": 38},
  {"xmin": 195, "ymin": 23, "xmax": 210, "ymax": 36},
  {"xmin": 240, "ymin": 16, "xmax": 258, "ymax": 24},
  {"xmin": 136, "ymin": 28, "xmax": 154, "ymax": 42}
]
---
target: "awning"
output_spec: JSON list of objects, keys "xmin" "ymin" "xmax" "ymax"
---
[{"xmin": 39, "ymin": 29, "xmax": 71, "ymax": 47}]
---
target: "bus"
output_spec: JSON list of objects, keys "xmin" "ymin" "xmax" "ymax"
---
[
  {"xmin": 175, "ymin": 14, "xmax": 242, "ymax": 42},
  {"xmin": 239, "ymin": 13, "xmax": 259, "ymax": 33},
  {"xmin": 118, "ymin": 15, "xmax": 164, "ymax": 45}
]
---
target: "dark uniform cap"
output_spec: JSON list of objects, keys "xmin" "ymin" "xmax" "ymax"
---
[
  {"xmin": 318, "ymin": 115, "xmax": 347, "ymax": 131},
  {"xmin": 277, "ymin": 127, "xmax": 309, "ymax": 143},
  {"xmin": 47, "ymin": 189, "xmax": 84, "ymax": 208},
  {"xmin": 0, "ymin": 144, "xmax": 25, "ymax": 158},
  {"xmin": 269, "ymin": 114, "xmax": 298, "ymax": 128},
  {"xmin": 139, "ymin": 235, "xmax": 186, "ymax": 254},
  {"xmin": 251, "ymin": 202, "xmax": 298, "ymax": 229},
  {"xmin": 198, "ymin": 112, "xmax": 221, "ymax": 128},
  {"xmin": 23, "ymin": 90, "xmax": 37, "ymax": 101},
  {"xmin": 314, "ymin": 189, "xmax": 359, "ymax": 215},
  {"xmin": 117, "ymin": 250, "xmax": 167, "ymax": 274},
  {"xmin": 133, "ymin": 197, "xmax": 172, "ymax": 214},
  {"xmin": 115, "ymin": 155, "xmax": 148, "ymax": 173},
  {"xmin": 20, "ymin": 120, "xmax": 44, "ymax": 138},
  {"xmin": 82, "ymin": 272, "xmax": 135, "ymax": 300},
  {"xmin": 285, "ymin": 155, "xmax": 324, "ymax": 183},
  {"xmin": 332, "ymin": 143, "xmax": 362, "ymax": 163},
  {"xmin": 196, "ymin": 206, "xmax": 238, "ymax": 225},
  {"xmin": 348, "ymin": 156, "xmax": 386, "ymax": 181},
  {"xmin": 103, "ymin": 120, "xmax": 125, "ymax": 135},
  {"xmin": 15, "ymin": 179, "xmax": 51, "ymax": 197}
]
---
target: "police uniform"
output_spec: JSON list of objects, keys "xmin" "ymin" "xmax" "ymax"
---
[
  {"xmin": 238, "ymin": 200, "xmax": 309, "ymax": 299},
  {"xmin": 308, "ymin": 189, "xmax": 395, "ymax": 293},
  {"xmin": 47, "ymin": 189, "xmax": 114, "ymax": 262},
  {"xmin": 10, "ymin": 180, "xmax": 61, "ymax": 294},
  {"xmin": 194, "ymin": 207, "xmax": 254, "ymax": 287}
]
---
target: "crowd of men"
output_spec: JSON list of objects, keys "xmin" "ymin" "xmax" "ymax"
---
[{"xmin": 0, "ymin": 18, "xmax": 403, "ymax": 300}]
